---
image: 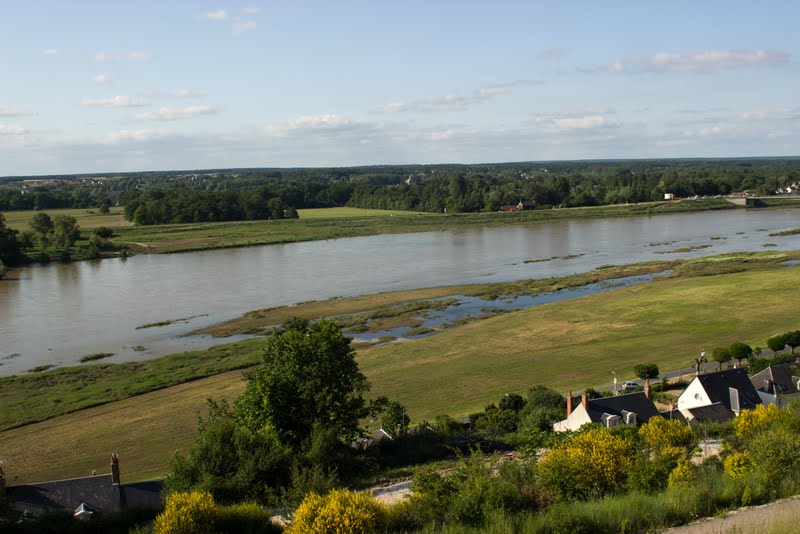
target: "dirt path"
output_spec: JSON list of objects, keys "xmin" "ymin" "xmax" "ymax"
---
[{"xmin": 663, "ymin": 496, "xmax": 800, "ymax": 534}]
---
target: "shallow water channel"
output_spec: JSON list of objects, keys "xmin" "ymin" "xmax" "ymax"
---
[
  {"xmin": 347, "ymin": 271, "xmax": 670, "ymax": 342},
  {"xmin": 2, "ymin": 208, "xmax": 800, "ymax": 375}
]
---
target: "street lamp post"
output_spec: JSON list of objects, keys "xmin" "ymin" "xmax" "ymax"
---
[{"xmin": 612, "ymin": 371, "xmax": 617, "ymax": 395}]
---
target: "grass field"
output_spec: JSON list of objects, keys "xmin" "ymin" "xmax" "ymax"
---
[
  {"xmin": 3, "ymin": 253, "xmax": 800, "ymax": 483},
  {"xmin": 0, "ymin": 370, "xmax": 246, "ymax": 484},
  {"xmin": 3, "ymin": 199, "xmax": 741, "ymax": 255},
  {"xmin": 2, "ymin": 206, "xmax": 131, "ymax": 230}
]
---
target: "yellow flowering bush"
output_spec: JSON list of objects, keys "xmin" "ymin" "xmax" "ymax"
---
[
  {"xmin": 667, "ymin": 457, "xmax": 696, "ymax": 487},
  {"xmin": 288, "ymin": 488, "xmax": 387, "ymax": 534},
  {"xmin": 734, "ymin": 404, "xmax": 780, "ymax": 439},
  {"xmin": 724, "ymin": 451, "xmax": 752, "ymax": 478},
  {"xmin": 537, "ymin": 426, "xmax": 632, "ymax": 500},
  {"xmin": 153, "ymin": 491, "xmax": 215, "ymax": 534},
  {"xmin": 639, "ymin": 416, "xmax": 695, "ymax": 454}
]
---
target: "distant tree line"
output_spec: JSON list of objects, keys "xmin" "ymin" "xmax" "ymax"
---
[
  {"xmin": 4, "ymin": 158, "xmax": 800, "ymax": 217},
  {"xmin": 122, "ymin": 188, "xmax": 299, "ymax": 225}
]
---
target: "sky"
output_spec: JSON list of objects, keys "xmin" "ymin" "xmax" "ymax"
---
[{"xmin": 1, "ymin": 1, "xmax": 799, "ymax": 176}]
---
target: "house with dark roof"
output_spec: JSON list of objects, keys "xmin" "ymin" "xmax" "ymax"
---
[
  {"xmin": 2, "ymin": 455, "xmax": 162, "ymax": 517},
  {"xmin": 750, "ymin": 363, "xmax": 800, "ymax": 407},
  {"xmin": 677, "ymin": 368, "xmax": 761, "ymax": 419},
  {"xmin": 553, "ymin": 386, "xmax": 660, "ymax": 432}
]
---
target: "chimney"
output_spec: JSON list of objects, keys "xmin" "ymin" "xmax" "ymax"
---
[
  {"xmin": 582, "ymin": 393, "xmax": 588, "ymax": 410},
  {"xmin": 566, "ymin": 391, "xmax": 573, "ymax": 416},
  {"xmin": 111, "ymin": 453, "xmax": 120, "ymax": 486},
  {"xmin": 644, "ymin": 378, "xmax": 650, "ymax": 399},
  {"xmin": 0, "ymin": 465, "xmax": 5, "ymax": 500}
]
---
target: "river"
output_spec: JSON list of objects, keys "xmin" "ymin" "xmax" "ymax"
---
[{"xmin": 2, "ymin": 208, "xmax": 800, "ymax": 375}]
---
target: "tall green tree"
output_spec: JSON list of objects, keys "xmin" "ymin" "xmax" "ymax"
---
[
  {"xmin": 767, "ymin": 334, "xmax": 787, "ymax": 353},
  {"xmin": 634, "ymin": 363, "xmax": 660, "ymax": 380},
  {"xmin": 52, "ymin": 215, "xmax": 80, "ymax": 247},
  {"xmin": 29, "ymin": 211, "xmax": 54, "ymax": 246},
  {"xmin": 235, "ymin": 319, "xmax": 370, "ymax": 446},
  {"xmin": 712, "ymin": 346, "xmax": 731, "ymax": 371},
  {"xmin": 729, "ymin": 342, "xmax": 753, "ymax": 364}
]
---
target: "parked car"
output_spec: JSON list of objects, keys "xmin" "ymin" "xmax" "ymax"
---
[{"xmin": 621, "ymin": 381, "xmax": 639, "ymax": 391}]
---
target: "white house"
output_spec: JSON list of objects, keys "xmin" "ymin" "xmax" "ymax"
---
[
  {"xmin": 554, "ymin": 384, "xmax": 660, "ymax": 432},
  {"xmin": 677, "ymin": 368, "xmax": 761, "ymax": 417}
]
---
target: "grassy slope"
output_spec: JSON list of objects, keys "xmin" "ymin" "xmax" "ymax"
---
[
  {"xmin": 0, "ymin": 371, "xmax": 245, "ymax": 484},
  {"xmin": 0, "ymin": 339, "xmax": 264, "ymax": 431},
  {"xmin": 3, "ymin": 257, "xmax": 800, "ymax": 483}
]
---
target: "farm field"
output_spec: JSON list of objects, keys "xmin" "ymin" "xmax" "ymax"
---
[{"xmin": 3, "ymin": 253, "xmax": 800, "ymax": 483}]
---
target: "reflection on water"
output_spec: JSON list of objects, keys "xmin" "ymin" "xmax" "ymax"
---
[{"xmin": 2, "ymin": 208, "xmax": 800, "ymax": 375}]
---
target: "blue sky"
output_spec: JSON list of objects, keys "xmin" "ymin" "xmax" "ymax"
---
[{"xmin": 1, "ymin": 1, "xmax": 798, "ymax": 176}]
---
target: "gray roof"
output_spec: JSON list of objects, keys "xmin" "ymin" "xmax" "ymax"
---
[
  {"xmin": 685, "ymin": 402, "xmax": 734, "ymax": 424},
  {"xmin": 6, "ymin": 476, "xmax": 163, "ymax": 515},
  {"xmin": 6, "ymin": 474, "xmax": 119, "ymax": 516},
  {"xmin": 750, "ymin": 363, "xmax": 800, "ymax": 395},
  {"xmin": 696, "ymin": 368, "xmax": 761, "ymax": 411},
  {"xmin": 585, "ymin": 392, "xmax": 660, "ymax": 425}
]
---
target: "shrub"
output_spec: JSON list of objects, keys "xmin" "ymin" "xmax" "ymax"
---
[
  {"xmin": 639, "ymin": 417, "xmax": 696, "ymax": 454},
  {"xmin": 288, "ymin": 488, "xmax": 387, "ymax": 534},
  {"xmin": 537, "ymin": 426, "xmax": 632, "ymax": 501},
  {"xmin": 733, "ymin": 404, "xmax": 780, "ymax": 440},
  {"xmin": 668, "ymin": 457, "xmax": 697, "ymax": 487},
  {"xmin": 153, "ymin": 491, "xmax": 215, "ymax": 534},
  {"xmin": 724, "ymin": 452, "xmax": 752, "ymax": 478}
]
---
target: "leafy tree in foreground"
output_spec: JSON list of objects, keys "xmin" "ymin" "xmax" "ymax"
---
[
  {"xmin": 236, "ymin": 318, "xmax": 370, "ymax": 446},
  {"xmin": 634, "ymin": 363, "xmax": 659, "ymax": 380}
]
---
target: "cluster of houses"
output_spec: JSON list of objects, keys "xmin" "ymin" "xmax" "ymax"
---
[
  {"xmin": 776, "ymin": 182, "xmax": 800, "ymax": 195},
  {"xmin": 554, "ymin": 363, "xmax": 800, "ymax": 432}
]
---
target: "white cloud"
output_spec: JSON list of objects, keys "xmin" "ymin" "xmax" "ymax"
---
[
  {"xmin": 92, "ymin": 74, "xmax": 108, "ymax": 85},
  {"xmin": 0, "ymin": 107, "xmax": 36, "ymax": 117},
  {"xmin": 42, "ymin": 48, "xmax": 57, "ymax": 56},
  {"xmin": 0, "ymin": 124, "xmax": 27, "ymax": 135},
  {"xmin": 242, "ymin": 7, "xmax": 260, "ymax": 14},
  {"xmin": 377, "ymin": 79, "xmax": 540, "ymax": 114},
  {"xmin": 382, "ymin": 101, "xmax": 407, "ymax": 114},
  {"xmin": 94, "ymin": 51, "xmax": 153, "ymax": 62},
  {"xmin": 530, "ymin": 109, "xmax": 619, "ymax": 132},
  {"xmin": 102, "ymin": 129, "xmax": 161, "ymax": 144},
  {"xmin": 552, "ymin": 115, "xmax": 608, "ymax": 130},
  {"xmin": 233, "ymin": 18, "xmax": 257, "ymax": 34},
  {"xmin": 478, "ymin": 86, "xmax": 513, "ymax": 96},
  {"xmin": 738, "ymin": 108, "xmax": 800, "ymax": 122},
  {"xmin": 135, "ymin": 105, "xmax": 217, "ymax": 121},
  {"xmin": 536, "ymin": 45, "xmax": 570, "ymax": 60},
  {"xmin": 605, "ymin": 49, "xmax": 790, "ymax": 73},
  {"xmin": 201, "ymin": 9, "xmax": 228, "ymax": 20},
  {"xmin": 145, "ymin": 89, "xmax": 203, "ymax": 99},
  {"xmin": 266, "ymin": 114, "xmax": 353, "ymax": 135},
  {"xmin": 80, "ymin": 96, "xmax": 150, "ymax": 108}
]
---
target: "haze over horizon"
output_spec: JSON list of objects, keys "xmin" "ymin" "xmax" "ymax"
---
[{"xmin": 1, "ymin": 1, "xmax": 799, "ymax": 176}]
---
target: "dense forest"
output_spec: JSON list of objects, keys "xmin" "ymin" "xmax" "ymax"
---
[{"xmin": 2, "ymin": 159, "xmax": 800, "ymax": 223}]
